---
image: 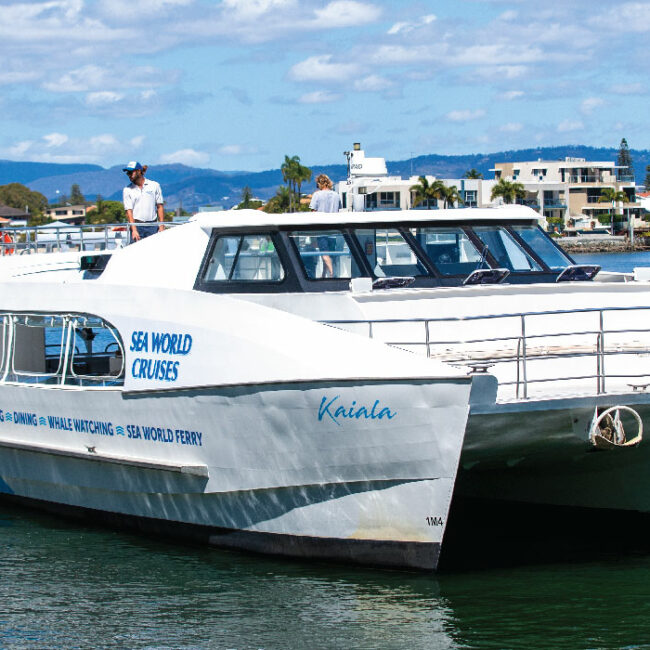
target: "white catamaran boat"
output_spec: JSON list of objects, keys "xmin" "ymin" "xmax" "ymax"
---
[{"xmin": 2, "ymin": 204, "xmax": 650, "ymax": 568}]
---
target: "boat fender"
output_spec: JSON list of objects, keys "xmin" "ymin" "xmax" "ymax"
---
[
  {"xmin": 1, "ymin": 232, "xmax": 14, "ymax": 255},
  {"xmin": 589, "ymin": 406, "xmax": 643, "ymax": 450}
]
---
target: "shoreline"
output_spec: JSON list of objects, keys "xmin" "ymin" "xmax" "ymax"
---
[{"xmin": 556, "ymin": 237, "xmax": 650, "ymax": 254}]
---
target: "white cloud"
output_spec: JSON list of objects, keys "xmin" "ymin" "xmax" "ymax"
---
[
  {"xmin": 611, "ymin": 82, "xmax": 644, "ymax": 95},
  {"xmin": 159, "ymin": 148, "xmax": 210, "ymax": 166},
  {"xmin": 557, "ymin": 119, "xmax": 584, "ymax": 132},
  {"xmin": 446, "ymin": 109, "xmax": 486, "ymax": 122},
  {"xmin": 43, "ymin": 132, "xmax": 68, "ymax": 147},
  {"xmin": 1, "ymin": 131, "xmax": 134, "ymax": 164},
  {"xmin": 580, "ymin": 97, "xmax": 604, "ymax": 114},
  {"xmin": 314, "ymin": 1, "xmax": 381, "ymax": 27},
  {"xmin": 387, "ymin": 13, "xmax": 435, "ymax": 35},
  {"xmin": 588, "ymin": 3, "xmax": 650, "ymax": 33},
  {"xmin": 289, "ymin": 55, "xmax": 360, "ymax": 82},
  {"xmin": 353, "ymin": 75, "xmax": 392, "ymax": 92},
  {"xmin": 499, "ymin": 122, "xmax": 523, "ymax": 132},
  {"xmin": 85, "ymin": 91, "xmax": 124, "ymax": 106},
  {"xmin": 220, "ymin": 0, "xmax": 296, "ymax": 20},
  {"xmin": 216, "ymin": 144, "xmax": 258, "ymax": 156},
  {"xmin": 501, "ymin": 90, "xmax": 524, "ymax": 100},
  {"xmin": 298, "ymin": 90, "xmax": 342, "ymax": 103}
]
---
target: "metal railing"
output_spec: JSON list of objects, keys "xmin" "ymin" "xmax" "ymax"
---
[
  {"xmin": 1, "ymin": 222, "xmax": 177, "ymax": 256},
  {"xmin": 321, "ymin": 305, "xmax": 650, "ymax": 400}
]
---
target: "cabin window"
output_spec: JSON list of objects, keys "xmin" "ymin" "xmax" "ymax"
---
[
  {"xmin": 411, "ymin": 227, "xmax": 483, "ymax": 276},
  {"xmin": 288, "ymin": 230, "xmax": 360, "ymax": 280},
  {"xmin": 0, "ymin": 312, "xmax": 125, "ymax": 387},
  {"xmin": 511, "ymin": 225, "xmax": 570, "ymax": 271},
  {"xmin": 8, "ymin": 315, "xmax": 67, "ymax": 383},
  {"xmin": 68, "ymin": 316, "xmax": 124, "ymax": 385},
  {"xmin": 354, "ymin": 228, "xmax": 429, "ymax": 278},
  {"xmin": 471, "ymin": 226, "xmax": 543, "ymax": 272},
  {"xmin": 203, "ymin": 234, "xmax": 285, "ymax": 282}
]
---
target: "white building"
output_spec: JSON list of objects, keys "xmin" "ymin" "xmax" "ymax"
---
[{"xmin": 337, "ymin": 144, "xmax": 496, "ymax": 213}]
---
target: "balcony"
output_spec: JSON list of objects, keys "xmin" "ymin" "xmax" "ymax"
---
[
  {"xmin": 566, "ymin": 175, "xmax": 606, "ymax": 183},
  {"xmin": 542, "ymin": 202, "xmax": 567, "ymax": 209}
]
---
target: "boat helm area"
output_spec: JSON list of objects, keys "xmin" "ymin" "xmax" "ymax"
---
[
  {"xmin": 195, "ymin": 220, "xmax": 586, "ymax": 294},
  {"xmin": 0, "ymin": 312, "xmax": 124, "ymax": 388}
]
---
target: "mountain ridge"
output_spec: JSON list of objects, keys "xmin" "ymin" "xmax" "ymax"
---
[{"xmin": 2, "ymin": 146, "xmax": 647, "ymax": 210}]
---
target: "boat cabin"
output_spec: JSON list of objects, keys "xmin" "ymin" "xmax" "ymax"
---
[{"xmin": 189, "ymin": 207, "xmax": 587, "ymax": 294}]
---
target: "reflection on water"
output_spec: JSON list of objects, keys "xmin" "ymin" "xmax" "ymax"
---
[{"xmin": 2, "ymin": 499, "xmax": 650, "ymax": 649}]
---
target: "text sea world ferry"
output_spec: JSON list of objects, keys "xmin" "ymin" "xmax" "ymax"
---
[{"xmin": 4, "ymin": 205, "xmax": 650, "ymax": 568}]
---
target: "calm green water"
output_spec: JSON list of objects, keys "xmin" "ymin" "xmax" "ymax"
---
[
  {"xmin": 5, "ymin": 251, "xmax": 650, "ymax": 649},
  {"xmin": 2, "ymin": 500, "xmax": 650, "ymax": 650}
]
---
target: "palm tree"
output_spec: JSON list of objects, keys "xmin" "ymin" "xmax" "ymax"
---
[
  {"xmin": 263, "ymin": 185, "xmax": 292, "ymax": 214},
  {"xmin": 463, "ymin": 169, "xmax": 483, "ymax": 179},
  {"xmin": 442, "ymin": 185, "xmax": 463, "ymax": 209},
  {"xmin": 410, "ymin": 176, "xmax": 433, "ymax": 207},
  {"xmin": 281, "ymin": 155, "xmax": 300, "ymax": 212},
  {"xmin": 409, "ymin": 177, "xmax": 447, "ymax": 208},
  {"xmin": 598, "ymin": 187, "xmax": 629, "ymax": 235},
  {"xmin": 490, "ymin": 178, "xmax": 526, "ymax": 204},
  {"xmin": 295, "ymin": 162, "xmax": 312, "ymax": 209}
]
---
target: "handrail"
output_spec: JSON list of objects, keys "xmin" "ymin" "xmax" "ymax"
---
[
  {"xmin": 1, "ymin": 222, "xmax": 178, "ymax": 255},
  {"xmin": 322, "ymin": 304, "xmax": 650, "ymax": 399}
]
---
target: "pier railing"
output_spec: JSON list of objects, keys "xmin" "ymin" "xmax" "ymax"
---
[
  {"xmin": 0, "ymin": 222, "xmax": 178, "ymax": 256},
  {"xmin": 321, "ymin": 305, "xmax": 650, "ymax": 399}
]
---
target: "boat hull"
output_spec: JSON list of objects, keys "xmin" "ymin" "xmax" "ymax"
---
[
  {"xmin": 0, "ymin": 378, "xmax": 470, "ymax": 570},
  {"xmin": 457, "ymin": 392, "xmax": 650, "ymax": 513}
]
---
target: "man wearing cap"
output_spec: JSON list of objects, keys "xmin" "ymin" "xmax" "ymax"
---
[{"xmin": 122, "ymin": 161, "xmax": 164, "ymax": 242}]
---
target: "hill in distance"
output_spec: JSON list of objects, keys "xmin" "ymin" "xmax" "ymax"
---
[{"xmin": 2, "ymin": 145, "xmax": 648, "ymax": 211}]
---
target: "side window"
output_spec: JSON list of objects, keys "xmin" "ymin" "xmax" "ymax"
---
[
  {"xmin": 9, "ymin": 315, "xmax": 67, "ymax": 384},
  {"xmin": 288, "ymin": 230, "xmax": 361, "ymax": 280},
  {"xmin": 1, "ymin": 313, "xmax": 125, "ymax": 387},
  {"xmin": 69, "ymin": 317, "xmax": 124, "ymax": 385},
  {"xmin": 354, "ymin": 228, "xmax": 429, "ymax": 278},
  {"xmin": 203, "ymin": 234, "xmax": 285, "ymax": 282}
]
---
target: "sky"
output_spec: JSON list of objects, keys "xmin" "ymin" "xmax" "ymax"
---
[{"xmin": 0, "ymin": 0, "xmax": 648, "ymax": 171}]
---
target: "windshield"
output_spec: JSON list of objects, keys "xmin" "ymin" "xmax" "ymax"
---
[
  {"xmin": 511, "ymin": 225, "xmax": 571, "ymax": 271},
  {"xmin": 288, "ymin": 230, "xmax": 361, "ymax": 279},
  {"xmin": 353, "ymin": 228, "xmax": 429, "ymax": 277},
  {"xmin": 472, "ymin": 226, "xmax": 542, "ymax": 272},
  {"xmin": 410, "ymin": 227, "xmax": 483, "ymax": 276}
]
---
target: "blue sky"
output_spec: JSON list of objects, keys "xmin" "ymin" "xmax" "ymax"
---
[{"xmin": 0, "ymin": 0, "xmax": 647, "ymax": 171}]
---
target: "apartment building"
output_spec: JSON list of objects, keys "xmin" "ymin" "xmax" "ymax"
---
[
  {"xmin": 44, "ymin": 204, "xmax": 87, "ymax": 224},
  {"xmin": 492, "ymin": 158, "xmax": 642, "ymax": 228}
]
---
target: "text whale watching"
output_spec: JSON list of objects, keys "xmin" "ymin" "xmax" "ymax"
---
[{"xmin": 3, "ymin": 160, "xmax": 650, "ymax": 570}]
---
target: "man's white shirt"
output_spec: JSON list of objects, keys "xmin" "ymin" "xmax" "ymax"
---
[{"xmin": 123, "ymin": 179, "xmax": 164, "ymax": 222}]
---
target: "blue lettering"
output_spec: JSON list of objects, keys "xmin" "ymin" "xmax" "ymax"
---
[
  {"xmin": 318, "ymin": 396, "xmax": 340, "ymax": 425},
  {"xmin": 129, "ymin": 330, "xmax": 148, "ymax": 353},
  {"xmin": 318, "ymin": 396, "xmax": 397, "ymax": 425},
  {"xmin": 151, "ymin": 331, "xmax": 162, "ymax": 354},
  {"xmin": 0, "ymin": 410, "xmax": 4, "ymax": 422}
]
